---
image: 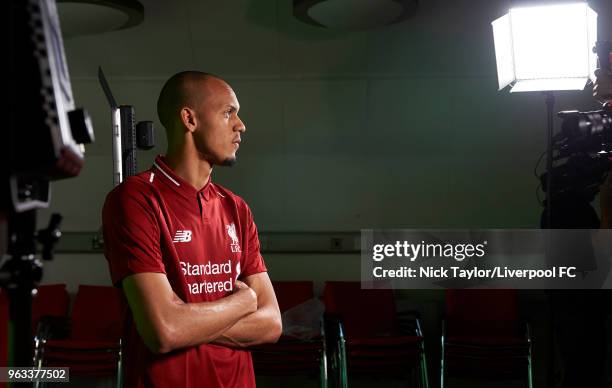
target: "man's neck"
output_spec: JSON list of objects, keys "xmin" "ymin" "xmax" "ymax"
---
[{"xmin": 165, "ymin": 148, "xmax": 212, "ymax": 191}]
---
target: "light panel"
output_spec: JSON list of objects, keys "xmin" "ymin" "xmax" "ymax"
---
[
  {"xmin": 492, "ymin": 14, "xmax": 514, "ymax": 90},
  {"xmin": 511, "ymin": 77, "xmax": 589, "ymax": 92},
  {"xmin": 587, "ymin": 6, "xmax": 598, "ymax": 81},
  {"xmin": 491, "ymin": 2, "xmax": 597, "ymax": 92}
]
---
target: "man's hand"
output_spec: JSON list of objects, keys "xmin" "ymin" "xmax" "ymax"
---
[
  {"xmin": 212, "ymin": 273, "xmax": 281, "ymax": 348},
  {"xmin": 233, "ymin": 280, "xmax": 258, "ymax": 310},
  {"xmin": 593, "ymin": 53, "xmax": 612, "ymax": 102}
]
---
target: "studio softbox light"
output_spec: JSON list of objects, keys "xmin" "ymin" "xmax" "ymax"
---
[{"xmin": 492, "ymin": 2, "xmax": 597, "ymax": 92}]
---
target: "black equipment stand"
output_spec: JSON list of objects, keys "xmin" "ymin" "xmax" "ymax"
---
[{"xmin": 0, "ymin": 209, "xmax": 62, "ymax": 382}]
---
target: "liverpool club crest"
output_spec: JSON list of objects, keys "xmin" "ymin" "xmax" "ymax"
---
[{"xmin": 226, "ymin": 223, "xmax": 241, "ymax": 253}]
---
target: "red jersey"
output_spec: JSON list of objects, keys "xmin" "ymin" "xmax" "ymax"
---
[{"xmin": 102, "ymin": 155, "xmax": 267, "ymax": 388}]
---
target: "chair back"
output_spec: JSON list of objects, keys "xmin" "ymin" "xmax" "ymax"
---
[
  {"xmin": 32, "ymin": 284, "xmax": 70, "ymax": 332},
  {"xmin": 273, "ymin": 281, "xmax": 314, "ymax": 312},
  {"xmin": 71, "ymin": 285, "xmax": 126, "ymax": 341},
  {"xmin": 445, "ymin": 288, "xmax": 521, "ymax": 338},
  {"xmin": 323, "ymin": 281, "xmax": 399, "ymax": 338}
]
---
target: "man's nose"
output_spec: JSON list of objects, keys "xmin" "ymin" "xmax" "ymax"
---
[{"xmin": 236, "ymin": 117, "xmax": 246, "ymax": 133}]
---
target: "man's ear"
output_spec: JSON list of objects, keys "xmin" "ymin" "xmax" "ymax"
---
[{"xmin": 180, "ymin": 107, "xmax": 197, "ymax": 133}]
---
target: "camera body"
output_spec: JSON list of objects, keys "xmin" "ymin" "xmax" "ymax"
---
[{"xmin": 541, "ymin": 102, "xmax": 612, "ymax": 202}]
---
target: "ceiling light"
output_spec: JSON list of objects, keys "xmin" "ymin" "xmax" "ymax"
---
[
  {"xmin": 56, "ymin": 0, "xmax": 144, "ymax": 38},
  {"xmin": 294, "ymin": 0, "xmax": 418, "ymax": 30}
]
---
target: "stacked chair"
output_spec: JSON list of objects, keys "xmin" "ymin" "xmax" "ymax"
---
[
  {"xmin": 441, "ymin": 289, "xmax": 533, "ymax": 388},
  {"xmin": 28, "ymin": 282, "xmax": 539, "ymax": 388},
  {"xmin": 34, "ymin": 285, "xmax": 126, "ymax": 388},
  {"xmin": 32, "ymin": 284, "xmax": 70, "ymax": 336},
  {"xmin": 323, "ymin": 281, "xmax": 429, "ymax": 388},
  {"xmin": 250, "ymin": 281, "xmax": 328, "ymax": 387}
]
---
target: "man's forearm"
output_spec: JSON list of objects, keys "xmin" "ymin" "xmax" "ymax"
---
[
  {"xmin": 211, "ymin": 305, "xmax": 282, "ymax": 348},
  {"xmin": 165, "ymin": 293, "xmax": 254, "ymax": 350},
  {"xmin": 209, "ymin": 272, "xmax": 282, "ymax": 349},
  {"xmin": 123, "ymin": 273, "xmax": 260, "ymax": 355}
]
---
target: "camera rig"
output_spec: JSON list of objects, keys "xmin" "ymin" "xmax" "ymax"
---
[
  {"xmin": 540, "ymin": 102, "xmax": 612, "ymax": 202},
  {"xmin": 540, "ymin": 41, "xmax": 612, "ymax": 204},
  {"xmin": 2, "ymin": 0, "xmax": 94, "ymax": 373}
]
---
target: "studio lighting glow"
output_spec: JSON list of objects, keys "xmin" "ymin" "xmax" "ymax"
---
[{"xmin": 492, "ymin": 2, "xmax": 597, "ymax": 92}]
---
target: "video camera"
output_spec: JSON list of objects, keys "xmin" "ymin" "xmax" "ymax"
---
[
  {"xmin": 540, "ymin": 102, "xmax": 612, "ymax": 202},
  {"xmin": 540, "ymin": 41, "xmax": 612, "ymax": 203}
]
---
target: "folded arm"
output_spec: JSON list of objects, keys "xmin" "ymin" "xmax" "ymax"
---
[
  {"xmin": 212, "ymin": 272, "xmax": 282, "ymax": 348},
  {"xmin": 122, "ymin": 272, "xmax": 258, "ymax": 354}
]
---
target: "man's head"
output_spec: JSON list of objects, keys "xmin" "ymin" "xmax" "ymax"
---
[{"xmin": 157, "ymin": 71, "xmax": 245, "ymax": 166}]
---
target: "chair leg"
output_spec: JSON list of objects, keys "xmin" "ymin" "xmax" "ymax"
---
[
  {"xmin": 329, "ymin": 348, "xmax": 337, "ymax": 388},
  {"xmin": 320, "ymin": 347, "xmax": 328, "ymax": 388},
  {"xmin": 420, "ymin": 350, "xmax": 429, "ymax": 388},
  {"xmin": 33, "ymin": 339, "xmax": 45, "ymax": 388},
  {"xmin": 414, "ymin": 318, "xmax": 429, "ymax": 388},
  {"xmin": 338, "ymin": 338, "xmax": 348, "ymax": 388},
  {"xmin": 440, "ymin": 354, "xmax": 444, "ymax": 388},
  {"xmin": 526, "ymin": 324, "xmax": 533, "ymax": 388},
  {"xmin": 440, "ymin": 340, "xmax": 445, "ymax": 387},
  {"xmin": 117, "ymin": 339, "xmax": 123, "ymax": 388},
  {"xmin": 420, "ymin": 369, "xmax": 424, "ymax": 388},
  {"xmin": 527, "ymin": 353, "xmax": 533, "ymax": 388}
]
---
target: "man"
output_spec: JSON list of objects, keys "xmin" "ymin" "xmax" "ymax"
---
[
  {"xmin": 545, "ymin": 59, "xmax": 612, "ymax": 388},
  {"xmin": 595, "ymin": 54, "xmax": 612, "ymax": 228},
  {"xmin": 102, "ymin": 71, "xmax": 282, "ymax": 387}
]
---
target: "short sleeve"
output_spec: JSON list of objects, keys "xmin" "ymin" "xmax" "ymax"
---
[
  {"xmin": 102, "ymin": 180, "xmax": 166, "ymax": 287},
  {"xmin": 239, "ymin": 203, "xmax": 267, "ymax": 278}
]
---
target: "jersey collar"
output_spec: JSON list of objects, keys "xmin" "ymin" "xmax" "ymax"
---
[{"xmin": 153, "ymin": 155, "xmax": 214, "ymax": 201}]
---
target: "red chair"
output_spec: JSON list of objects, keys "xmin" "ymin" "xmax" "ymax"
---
[
  {"xmin": 32, "ymin": 284, "xmax": 70, "ymax": 334},
  {"xmin": 275, "ymin": 281, "xmax": 313, "ymax": 312},
  {"xmin": 250, "ymin": 281, "xmax": 328, "ymax": 387},
  {"xmin": 34, "ymin": 285, "xmax": 126, "ymax": 387},
  {"xmin": 441, "ymin": 289, "xmax": 532, "ymax": 388},
  {"xmin": 323, "ymin": 281, "xmax": 429, "ymax": 388},
  {"xmin": 0, "ymin": 289, "xmax": 8, "ymax": 388}
]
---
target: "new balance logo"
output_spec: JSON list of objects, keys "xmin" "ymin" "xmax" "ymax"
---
[{"xmin": 173, "ymin": 230, "xmax": 192, "ymax": 243}]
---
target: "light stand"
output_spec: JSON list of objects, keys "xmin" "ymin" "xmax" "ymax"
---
[{"xmin": 543, "ymin": 90, "xmax": 555, "ymax": 388}]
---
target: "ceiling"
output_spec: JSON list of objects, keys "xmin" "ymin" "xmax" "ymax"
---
[
  {"xmin": 59, "ymin": 0, "xmax": 612, "ymax": 81},
  {"xmin": 60, "ymin": 0, "xmax": 514, "ymax": 80}
]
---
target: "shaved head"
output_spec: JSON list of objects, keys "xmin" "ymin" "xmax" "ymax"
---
[
  {"xmin": 156, "ymin": 71, "xmax": 220, "ymax": 133},
  {"xmin": 158, "ymin": 70, "xmax": 245, "ymax": 168}
]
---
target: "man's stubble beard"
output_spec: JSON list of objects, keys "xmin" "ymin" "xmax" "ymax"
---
[
  {"xmin": 201, "ymin": 150, "xmax": 236, "ymax": 167},
  {"xmin": 220, "ymin": 157, "xmax": 237, "ymax": 167}
]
